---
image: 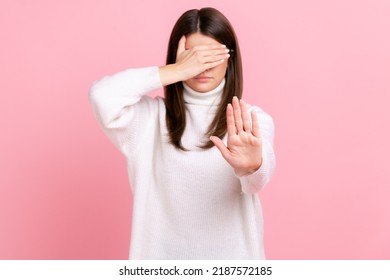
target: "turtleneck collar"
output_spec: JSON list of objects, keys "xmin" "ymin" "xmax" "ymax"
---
[{"xmin": 182, "ymin": 78, "xmax": 225, "ymax": 107}]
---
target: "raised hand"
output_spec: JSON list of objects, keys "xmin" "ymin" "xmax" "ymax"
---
[
  {"xmin": 175, "ymin": 35, "xmax": 229, "ymax": 80},
  {"xmin": 210, "ymin": 96, "xmax": 263, "ymax": 177},
  {"xmin": 159, "ymin": 36, "xmax": 230, "ymax": 86}
]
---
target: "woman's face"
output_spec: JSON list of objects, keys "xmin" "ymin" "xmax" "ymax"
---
[{"xmin": 183, "ymin": 32, "xmax": 228, "ymax": 93}]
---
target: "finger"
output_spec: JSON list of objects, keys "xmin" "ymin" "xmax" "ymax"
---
[
  {"xmin": 176, "ymin": 36, "xmax": 186, "ymax": 60},
  {"xmin": 200, "ymin": 52, "xmax": 230, "ymax": 66},
  {"xmin": 251, "ymin": 110, "xmax": 261, "ymax": 138},
  {"xmin": 240, "ymin": 99, "xmax": 251, "ymax": 132},
  {"xmin": 202, "ymin": 57, "xmax": 228, "ymax": 71},
  {"xmin": 226, "ymin": 103, "xmax": 236, "ymax": 136},
  {"xmin": 199, "ymin": 47, "xmax": 230, "ymax": 58},
  {"xmin": 193, "ymin": 43, "xmax": 227, "ymax": 51},
  {"xmin": 232, "ymin": 96, "xmax": 243, "ymax": 133},
  {"xmin": 196, "ymin": 47, "xmax": 229, "ymax": 62},
  {"xmin": 193, "ymin": 45, "xmax": 229, "ymax": 64},
  {"xmin": 210, "ymin": 136, "xmax": 231, "ymax": 161}
]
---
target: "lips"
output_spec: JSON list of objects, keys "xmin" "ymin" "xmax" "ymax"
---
[{"xmin": 195, "ymin": 75, "xmax": 212, "ymax": 81}]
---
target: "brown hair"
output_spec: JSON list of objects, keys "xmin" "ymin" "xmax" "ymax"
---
[{"xmin": 164, "ymin": 7, "xmax": 243, "ymax": 150}]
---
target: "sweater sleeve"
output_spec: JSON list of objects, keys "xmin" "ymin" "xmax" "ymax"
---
[
  {"xmin": 237, "ymin": 106, "xmax": 276, "ymax": 194},
  {"xmin": 88, "ymin": 66, "xmax": 163, "ymax": 156}
]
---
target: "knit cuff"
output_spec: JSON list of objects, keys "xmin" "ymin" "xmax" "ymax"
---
[{"xmin": 236, "ymin": 150, "xmax": 269, "ymax": 194}]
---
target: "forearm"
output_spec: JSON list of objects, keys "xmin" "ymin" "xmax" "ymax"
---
[
  {"xmin": 88, "ymin": 66, "xmax": 162, "ymax": 155},
  {"xmin": 239, "ymin": 142, "xmax": 276, "ymax": 194},
  {"xmin": 89, "ymin": 66, "xmax": 162, "ymax": 127}
]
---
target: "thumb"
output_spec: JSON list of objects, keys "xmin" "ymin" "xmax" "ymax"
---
[
  {"xmin": 210, "ymin": 136, "xmax": 231, "ymax": 161},
  {"xmin": 176, "ymin": 35, "xmax": 186, "ymax": 61}
]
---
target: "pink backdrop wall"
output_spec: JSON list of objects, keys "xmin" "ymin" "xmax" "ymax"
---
[{"xmin": 1, "ymin": 0, "xmax": 389, "ymax": 259}]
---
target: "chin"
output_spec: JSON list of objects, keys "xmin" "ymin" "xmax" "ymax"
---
[{"xmin": 186, "ymin": 80, "xmax": 219, "ymax": 93}]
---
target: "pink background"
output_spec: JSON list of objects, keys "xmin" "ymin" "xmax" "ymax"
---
[{"xmin": 1, "ymin": 0, "xmax": 389, "ymax": 259}]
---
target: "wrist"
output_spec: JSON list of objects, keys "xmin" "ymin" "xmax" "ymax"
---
[
  {"xmin": 159, "ymin": 64, "xmax": 183, "ymax": 86},
  {"xmin": 234, "ymin": 158, "xmax": 263, "ymax": 177}
]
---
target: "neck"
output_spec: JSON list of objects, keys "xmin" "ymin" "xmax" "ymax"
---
[{"xmin": 182, "ymin": 79, "xmax": 225, "ymax": 106}]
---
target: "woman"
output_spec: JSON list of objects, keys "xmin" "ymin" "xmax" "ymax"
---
[{"xmin": 89, "ymin": 7, "xmax": 276, "ymax": 260}]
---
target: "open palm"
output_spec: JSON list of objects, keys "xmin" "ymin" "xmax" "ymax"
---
[{"xmin": 210, "ymin": 96, "xmax": 263, "ymax": 177}]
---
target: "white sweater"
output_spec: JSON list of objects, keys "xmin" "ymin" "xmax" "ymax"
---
[{"xmin": 88, "ymin": 66, "xmax": 276, "ymax": 259}]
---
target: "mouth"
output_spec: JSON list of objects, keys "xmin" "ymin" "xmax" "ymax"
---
[{"xmin": 195, "ymin": 75, "xmax": 213, "ymax": 82}]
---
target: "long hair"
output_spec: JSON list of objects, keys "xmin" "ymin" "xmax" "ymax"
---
[{"xmin": 164, "ymin": 7, "xmax": 243, "ymax": 150}]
